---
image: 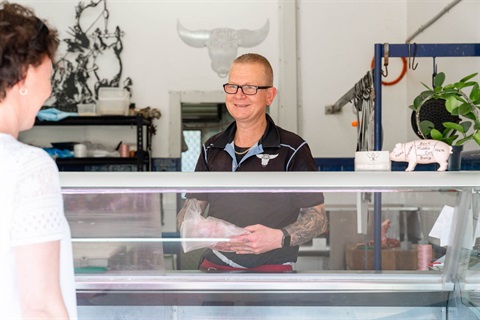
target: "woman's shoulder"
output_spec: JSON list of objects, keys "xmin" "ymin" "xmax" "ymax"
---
[{"xmin": 1, "ymin": 135, "xmax": 56, "ymax": 171}]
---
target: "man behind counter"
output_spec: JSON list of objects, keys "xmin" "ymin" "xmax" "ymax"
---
[{"xmin": 177, "ymin": 53, "xmax": 327, "ymax": 272}]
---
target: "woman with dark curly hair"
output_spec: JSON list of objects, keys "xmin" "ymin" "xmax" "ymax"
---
[{"xmin": 0, "ymin": 2, "xmax": 77, "ymax": 319}]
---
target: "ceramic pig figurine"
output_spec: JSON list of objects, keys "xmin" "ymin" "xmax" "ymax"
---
[{"xmin": 390, "ymin": 140, "xmax": 453, "ymax": 171}]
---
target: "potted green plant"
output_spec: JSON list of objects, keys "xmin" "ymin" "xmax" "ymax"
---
[{"xmin": 410, "ymin": 72, "xmax": 480, "ymax": 147}]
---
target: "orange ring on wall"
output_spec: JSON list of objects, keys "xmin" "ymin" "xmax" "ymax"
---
[{"xmin": 371, "ymin": 56, "xmax": 408, "ymax": 86}]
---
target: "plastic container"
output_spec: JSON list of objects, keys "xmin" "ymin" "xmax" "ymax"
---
[
  {"xmin": 354, "ymin": 151, "xmax": 391, "ymax": 171},
  {"xmin": 77, "ymin": 103, "xmax": 96, "ymax": 115},
  {"xmin": 96, "ymin": 87, "xmax": 130, "ymax": 115}
]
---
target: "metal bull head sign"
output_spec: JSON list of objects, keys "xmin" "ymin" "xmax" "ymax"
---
[{"xmin": 177, "ymin": 20, "xmax": 269, "ymax": 77}]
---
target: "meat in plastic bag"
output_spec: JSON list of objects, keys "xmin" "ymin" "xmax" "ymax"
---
[{"xmin": 180, "ymin": 199, "xmax": 249, "ymax": 253}]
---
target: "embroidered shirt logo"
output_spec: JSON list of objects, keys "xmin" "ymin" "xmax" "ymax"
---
[{"xmin": 256, "ymin": 154, "xmax": 278, "ymax": 167}]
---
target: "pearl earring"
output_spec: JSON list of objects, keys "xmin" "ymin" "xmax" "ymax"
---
[{"xmin": 19, "ymin": 87, "xmax": 28, "ymax": 96}]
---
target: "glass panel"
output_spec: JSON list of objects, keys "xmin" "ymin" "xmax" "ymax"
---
[
  {"xmin": 458, "ymin": 191, "xmax": 480, "ymax": 309},
  {"xmin": 61, "ymin": 172, "xmax": 480, "ymax": 318},
  {"xmin": 63, "ymin": 189, "xmax": 466, "ymax": 274},
  {"xmin": 65, "ymin": 193, "xmax": 165, "ymax": 274}
]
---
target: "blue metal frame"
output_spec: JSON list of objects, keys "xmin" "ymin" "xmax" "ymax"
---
[{"xmin": 372, "ymin": 43, "xmax": 480, "ymax": 270}]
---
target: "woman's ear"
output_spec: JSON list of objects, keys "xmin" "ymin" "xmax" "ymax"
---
[{"xmin": 11, "ymin": 77, "xmax": 28, "ymax": 97}]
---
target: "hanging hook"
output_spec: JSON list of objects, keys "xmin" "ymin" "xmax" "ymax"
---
[
  {"xmin": 411, "ymin": 43, "xmax": 418, "ymax": 70},
  {"xmin": 408, "ymin": 43, "xmax": 411, "ymax": 69},
  {"xmin": 382, "ymin": 43, "xmax": 389, "ymax": 77}
]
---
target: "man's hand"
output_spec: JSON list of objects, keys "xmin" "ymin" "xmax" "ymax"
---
[
  {"xmin": 228, "ymin": 224, "xmax": 283, "ymax": 255},
  {"xmin": 210, "ymin": 241, "xmax": 235, "ymax": 252},
  {"xmin": 227, "ymin": 203, "xmax": 328, "ymax": 255}
]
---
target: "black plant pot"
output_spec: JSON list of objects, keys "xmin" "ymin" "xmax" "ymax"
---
[
  {"xmin": 411, "ymin": 99, "xmax": 461, "ymax": 139},
  {"xmin": 448, "ymin": 145, "xmax": 463, "ymax": 171}
]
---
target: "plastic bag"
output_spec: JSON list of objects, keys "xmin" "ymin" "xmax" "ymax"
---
[
  {"xmin": 36, "ymin": 108, "xmax": 78, "ymax": 121},
  {"xmin": 180, "ymin": 199, "xmax": 249, "ymax": 253}
]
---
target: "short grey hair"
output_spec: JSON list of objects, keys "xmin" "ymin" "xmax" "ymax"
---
[{"xmin": 233, "ymin": 53, "xmax": 273, "ymax": 86}]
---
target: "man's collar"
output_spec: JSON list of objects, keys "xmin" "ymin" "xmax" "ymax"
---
[{"xmin": 212, "ymin": 114, "xmax": 280, "ymax": 149}]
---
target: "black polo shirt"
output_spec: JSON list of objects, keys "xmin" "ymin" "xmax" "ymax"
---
[{"xmin": 187, "ymin": 114, "xmax": 324, "ymax": 268}]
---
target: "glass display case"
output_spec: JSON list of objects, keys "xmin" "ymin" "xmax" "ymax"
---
[{"xmin": 60, "ymin": 171, "xmax": 480, "ymax": 319}]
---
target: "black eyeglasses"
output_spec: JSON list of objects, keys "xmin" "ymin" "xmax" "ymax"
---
[{"xmin": 223, "ymin": 83, "xmax": 272, "ymax": 95}]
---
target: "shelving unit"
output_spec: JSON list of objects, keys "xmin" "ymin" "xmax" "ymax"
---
[{"xmin": 34, "ymin": 115, "xmax": 153, "ymax": 171}]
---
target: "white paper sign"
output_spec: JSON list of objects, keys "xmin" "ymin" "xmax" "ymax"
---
[
  {"xmin": 429, "ymin": 205, "xmax": 454, "ymax": 247},
  {"xmin": 429, "ymin": 205, "xmax": 479, "ymax": 247}
]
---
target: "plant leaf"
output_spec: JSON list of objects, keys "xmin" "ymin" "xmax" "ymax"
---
[
  {"xmin": 444, "ymin": 121, "xmax": 465, "ymax": 133},
  {"xmin": 430, "ymin": 128, "xmax": 444, "ymax": 140},
  {"xmin": 445, "ymin": 96, "xmax": 457, "ymax": 113},
  {"xmin": 442, "ymin": 127, "xmax": 454, "ymax": 137},
  {"xmin": 455, "ymin": 136, "xmax": 470, "ymax": 145},
  {"xmin": 474, "ymin": 120, "xmax": 480, "ymax": 130},
  {"xmin": 462, "ymin": 111, "xmax": 476, "ymax": 121},
  {"xmin": 459, "ymin": 72, "xmax": 478, "ymax": 83},
  {"xmin": 462, "ymin": 81, "xmax": 477, "ymax": 88},
  {"xmin": 470, "ymin": 82, "xmax": 480, "ymax": 101},
  {"xmin": 413, "ymin": 91, "xmax": 434, "ymax": 109},
  {"xmin": 421, "ymin": 90, "xmax": 435, "ymax": 98},
  {"xmin": 458, "ymin": 102, "xmax": 472, "ymax": 115},
  {"xmin": 420, "ymin": 82, "xmax": 433, "ymax": 91},
  {"xmin": 444, "ymin": 135, "xmax": 457, "ymax": 145},
  {"xmin": 412, "ymin": 96, "xmax": 422, "ymax": 110},
  {"xmin": 434, "ymin": 72, "xmax": 445, "ymax": 88},
  {"xmin": 419, "ymin": 120, "xmax": 434, "ymax": 136},
  {"xmin": 473, "ymin": 130, "xmax": 480, "ymax": 145},
  {"xmin": 460, "ymin": 121, "xmax": 472, "ymax": 133},
  {"xmin": 454, "ymin": 81, "xmax": 466, "ymax": 90},
  {"xmin": 439, "ymin": 84, "xmax": 458, "ymax": 94}
]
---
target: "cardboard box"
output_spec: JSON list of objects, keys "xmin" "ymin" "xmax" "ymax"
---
[
  {"xmin": 396, "ymin": 247, "xmax": 419, "ymax": 270},
  {"xmin": 345, "ymin": 244, "xmax": 418, "ymax": 270}
]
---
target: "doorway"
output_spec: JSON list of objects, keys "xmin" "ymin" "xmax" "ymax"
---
[
  {"xmin": 180, "ymin": 102, "xmax": 233, "ymax": 172},
  {"xmin": 168, "ymin": 91, "xmax": 233, "ymax": 172}
]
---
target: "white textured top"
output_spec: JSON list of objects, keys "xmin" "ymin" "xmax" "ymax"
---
[{"xmin": 0, "ymin": 133, "xmax": 77, "ymax": 319}]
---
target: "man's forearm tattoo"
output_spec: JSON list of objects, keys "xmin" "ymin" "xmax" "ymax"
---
[{"xmin": 287, "ymin": 205, "xmax": 328, "ymax": 246}]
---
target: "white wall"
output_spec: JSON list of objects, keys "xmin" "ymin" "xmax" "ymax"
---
[
  {"xmin": 19, "ymin": 0, "xmax": 279, "ymax": 156},
  {"xmin": 298, "ymin": 0, "xmax": 408, "ymax": 156},
  {"xmin": 18, "ymin": 0, "xmax": 480, "ymax": 158}
]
